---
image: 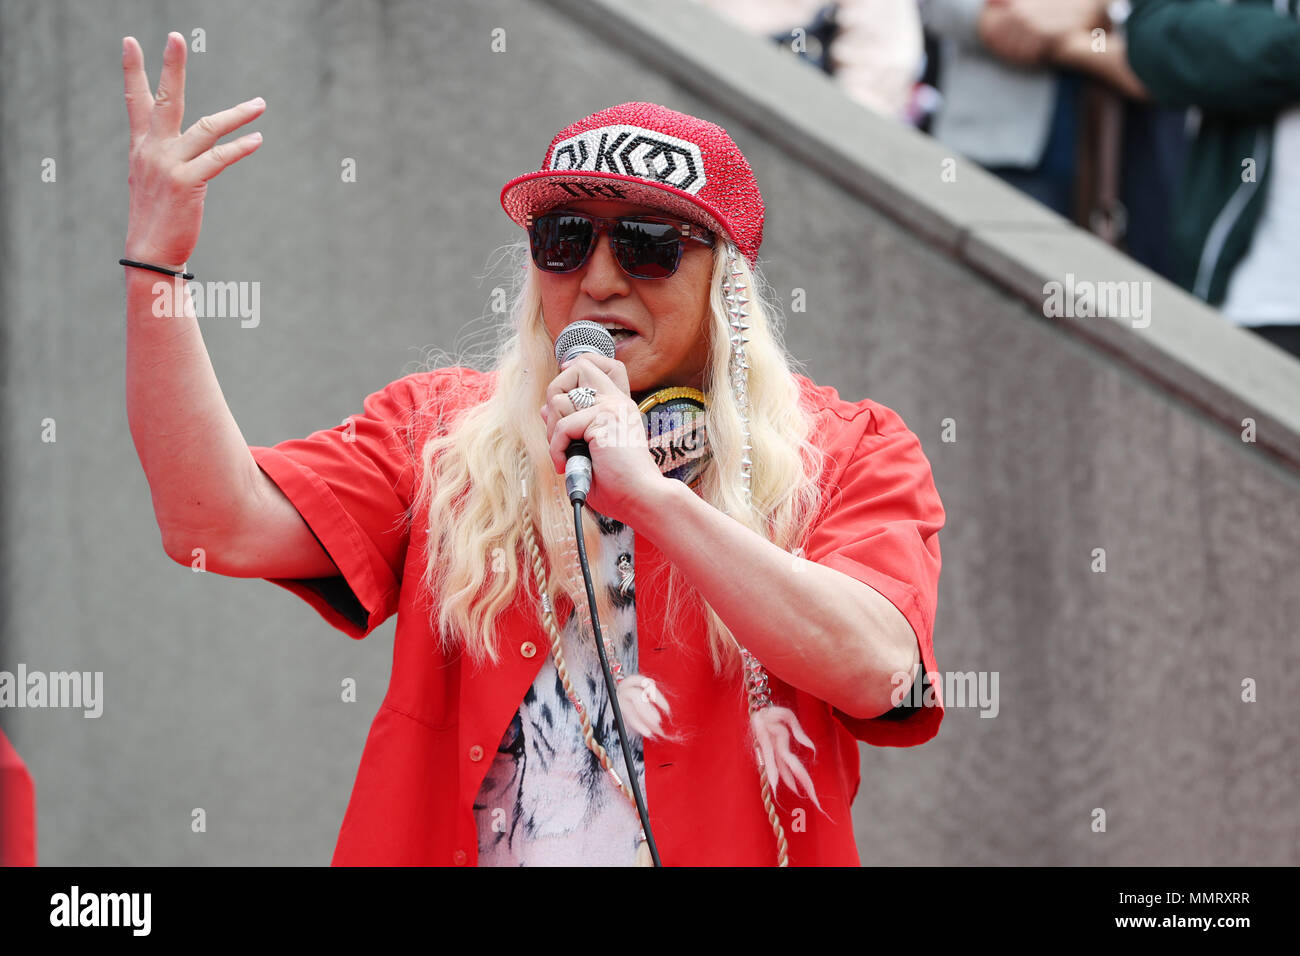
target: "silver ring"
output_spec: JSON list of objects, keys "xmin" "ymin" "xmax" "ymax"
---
[{"xmin": 567, "ymin": 386, "xmax": 598, "ymax": 410}]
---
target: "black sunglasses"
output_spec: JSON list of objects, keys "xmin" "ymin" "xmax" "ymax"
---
[{"xmin": 526, "ymin": 211, "xmax": 715, "ymax": 279}]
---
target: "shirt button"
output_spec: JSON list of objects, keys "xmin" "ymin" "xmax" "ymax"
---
[
  {"xmin": 453, "ymin": 849, "xmax": 468, "ymax": 866},
  {"xmin": 469, "ymin": 744, "xmax": 484, "ymax": 762},
  {"xmin": 520, "ymin": 641, "xmax": 537, "ymax": 658}
]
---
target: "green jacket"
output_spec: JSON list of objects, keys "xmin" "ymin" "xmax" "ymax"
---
[{"xmin": 1127, "ymin": 0, "xmax": 1300, "ymax": 305}]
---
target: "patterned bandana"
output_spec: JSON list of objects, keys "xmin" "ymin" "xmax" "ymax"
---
[{"xmin": 638, "ymin": 386, "xmax": 710, "ymax": 489}]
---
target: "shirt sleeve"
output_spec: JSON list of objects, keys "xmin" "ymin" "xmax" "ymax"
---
[
  {"xmin": 246, "ymin": 369, "xmax": 447, "ymax": 639},
  {"xmin": 1127, "ymin": 0, "xmax": 1300, "ymax": 114},
  {"xmin": 0, "ymin": 729, "xmax": 37, "ymax": 866},
  {"xmin": 801, "ymin": 400, "xmax": 946, "ymax": 746}
]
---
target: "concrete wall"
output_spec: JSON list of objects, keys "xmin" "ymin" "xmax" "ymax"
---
[{"xmin": 2, "ymin": 0, "xmax": 1297, "ymax": 865}]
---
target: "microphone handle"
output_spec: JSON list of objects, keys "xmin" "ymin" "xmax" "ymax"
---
[
  {"xmin": 565, "ymin": 438, "xmax": 592, "ymax": 504},
  {"xmin": 560, "ymin": 343, "xmax": 607, "ymax": 505}
]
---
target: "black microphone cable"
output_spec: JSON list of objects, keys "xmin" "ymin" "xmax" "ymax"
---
[
  {"xmin": 570, "ymin": 495, "xmax": 661, "ymax": 867},
  {"xmin": 554, "ymin": 320, "xmax": 660, "ymax": 866}
]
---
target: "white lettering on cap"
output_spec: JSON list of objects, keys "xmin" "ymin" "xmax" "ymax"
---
[{"xmin": 549, "ymin": 125, "xmax": 707, "ymax": 195}]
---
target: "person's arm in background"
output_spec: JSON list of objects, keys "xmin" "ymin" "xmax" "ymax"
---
[
  {"xmin": 924, "ymin": 0, "xmax": 1145, "ymax": 98},
  {"xmin": 1050, "ymin": 9, "xmax": 1149, "ymax": 101},
  {"xmin": 976, "ymin": 0, "xmax": 1106, "ymax": 66},
  {"xmin": 830, "ymin": 0, "xmax": 924, "ymax": 119},
  {"xmin": 1127, "ymin": 0, "xmax": 1300, "ymax": 114}
]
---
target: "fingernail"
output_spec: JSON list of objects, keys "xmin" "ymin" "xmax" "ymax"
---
[{"xmin": 246, "ymin": 96, "xmax": 265, "ymax": 108}]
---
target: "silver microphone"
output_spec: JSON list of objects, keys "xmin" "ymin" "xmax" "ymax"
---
[{"xmin": 554, "ymin": 321, "xmax": 616, "ymax": 504}]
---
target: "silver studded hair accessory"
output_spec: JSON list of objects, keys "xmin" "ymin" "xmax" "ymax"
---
[
  {"xmin": 721, "ymin": 242, "xmax": 754, "ymax": 506},
  {"xmin": 721, "ymin": 242, "xmax": 767, "ymax": 714},
  {"xmin": 722, "ymin": 241, "xmax": 824, "ymax": 863}
]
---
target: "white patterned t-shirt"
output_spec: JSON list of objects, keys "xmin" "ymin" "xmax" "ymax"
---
[{"xmin": 472, "ymin": 511, "xmax": 645, "ymax": 866}]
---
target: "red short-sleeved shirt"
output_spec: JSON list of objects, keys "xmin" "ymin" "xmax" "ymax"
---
[
  {"xmin": 247, "ymin": 366, "xmax": 945, "ymax": 866},
  {"xmin": 0, "ymin": 729, "xmax": 36, "ymax": 866}
]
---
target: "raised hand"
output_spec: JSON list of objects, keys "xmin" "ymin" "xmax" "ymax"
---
[{"xmin": 122, "ymin": 32, "xmax": 266, "ymax": 272}]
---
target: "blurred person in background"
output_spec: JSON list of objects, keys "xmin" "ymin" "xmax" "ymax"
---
[
  {"xmin": 693, "ymin": 0, "xmax": 925, "ymax": 121},
  {"xmin": 920, "ymin": 1, "xmax": 1189, "ymax": 281},
  {"xmin": 1128, "ymin": 0, "xmax": 1300, "ymax": 360}
]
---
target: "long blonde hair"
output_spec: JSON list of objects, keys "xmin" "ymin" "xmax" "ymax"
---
[{"xmin": 408, "ymin": 237, "xmax": 831, "ymax": 676}]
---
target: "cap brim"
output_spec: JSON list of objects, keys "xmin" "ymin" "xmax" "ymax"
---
[{"xmin": 501, "ymin": 170, "xmax": 729, "ymax": 243}]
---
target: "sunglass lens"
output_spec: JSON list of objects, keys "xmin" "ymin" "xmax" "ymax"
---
[
  {"xmin": 612, "ymin": 220, "xmax": 682, "ymax": 279},
  {"xmin": 531, "ymin": 214, "xmax": 593, "ymax": 272}
]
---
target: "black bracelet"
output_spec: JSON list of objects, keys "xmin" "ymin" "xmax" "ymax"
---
[{"xmin": 119, "ymin": 258, "xmax": 195, "ymax": 280}]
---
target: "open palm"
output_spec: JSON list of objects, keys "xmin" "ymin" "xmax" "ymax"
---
[{"xmin": 122, "ymin": 31, "xmax": 265, "ymax": 271}]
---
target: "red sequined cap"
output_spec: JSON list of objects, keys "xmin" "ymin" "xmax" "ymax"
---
[{"xmin": 500, "ymin": 101, "xmax": 765, "ymax": 266}]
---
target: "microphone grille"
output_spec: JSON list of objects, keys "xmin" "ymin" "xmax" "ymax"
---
[{"xmin": 556, "ymin": 321, "xmax": 616, "ymax": 366}]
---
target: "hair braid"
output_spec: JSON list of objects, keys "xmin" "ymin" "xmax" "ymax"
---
[
  {"xmin": 759, "ymin": 775, "xmax": 790, "ymax": 866},
  {"xmin": 517, "ymin": 449, "xmax": 637, "ymax": 801}
]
